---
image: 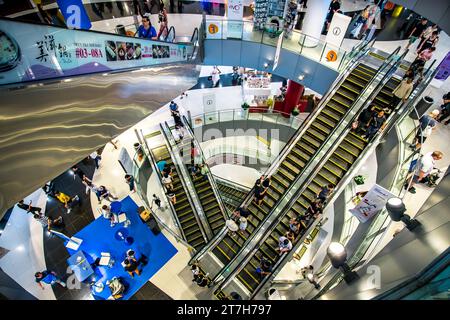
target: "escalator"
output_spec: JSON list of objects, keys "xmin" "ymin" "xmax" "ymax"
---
[
  {"xmin": 230, "ymin": 75, "xmax": 403, "ymax": 295},
  {"xmin": 150, "ymin": 145, "xmax": 206, "ymax": 250},
  {"xmin": 196, "ymin": 62, "xmax": 380, "ymax": 277},
  {"xmin": 216, "ymin": 181, "xmax": 248, "ymax": 213},
  {"xmin": 165, "ymin": 124, "xmax": 227, "ymax": 235}
]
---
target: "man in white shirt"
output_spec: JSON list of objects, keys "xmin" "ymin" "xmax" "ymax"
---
[
  {"xmin": 277, "ymin": 236, "xmax": 293, "ymax": 255},
  {"xmin": 408, "ymin": 151, "xmax": 443, "ymax": 193},
  {"xmin": 90, "ymin": 151, "xmax": 102, "ymax": 169}
]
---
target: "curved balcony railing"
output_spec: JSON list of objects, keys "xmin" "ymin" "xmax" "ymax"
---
[{"xmin": 204, "ymin": 18, "xmax": 359, "ymax": 71}]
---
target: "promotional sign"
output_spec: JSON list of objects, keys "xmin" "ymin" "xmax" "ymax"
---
[
  {"xmin": 203, "ymin": 93, "xmax": 216, "ymax": 113},
  {"xmin": 272, "ymin": 31, "xmax": 284, "ymax": 71},
  {"xmin": 226, "ymin": 0, "xmax": 244, "ymax": 39},
  {"xmin": 325, "ymin": 12, "xmax": 352, "ymax": 48},
  {"xmin": 56, "ymin": 0, "xmax": 92, "ymax": 30},
  {"xmin": 435, "ymin": 51, "xmax": 450, "ymax": 81},
  {"xmin": 206, "ymin": 21, "xmax": 222, "ymax": 39},
  {"xmin": 349, "ymin": 184, "xmax": 395, "ymax": 223},
  {"xmin": 0, "ymin": 19, "xmax": 193, "ymax": 85}
]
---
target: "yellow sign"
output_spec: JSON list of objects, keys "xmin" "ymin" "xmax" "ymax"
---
[
  {"xmin": 326, "ymin": 50, "xmax": 338, "ymax": 62},
  {"xmin": 208, "ymin": 23, "xmax": 219, "ymax": 34}
]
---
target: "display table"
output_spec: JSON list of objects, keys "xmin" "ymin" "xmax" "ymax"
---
[{"xmin": 67, "ymin": 251, "xmax": 94, "ymax": 282}]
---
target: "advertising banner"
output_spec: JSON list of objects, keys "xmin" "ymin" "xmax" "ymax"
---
[
  {"xmin": 435, "ymin": 51, "xmax": 450, "ymax": 81},
  {"xmin": 56, "ymin": 0, "xmax": 92, "ymax": 30},
  {"xmin": 273, "ymin": 31, "xmax": 284, "ymax": 71},
  {"xmin": 325, "ymin": 12, "xmax": 352, "ymax": 48},
  {"xmin": 226, "ymin": 0, "xmax": 244, "ymax": 39},
  {"xmin": 349, "ymin": 184, "xmax": 395, "ymax": 223},
  {"xmin": 0, "ymin": 19, "xmax": 193, "ymax": 85}
]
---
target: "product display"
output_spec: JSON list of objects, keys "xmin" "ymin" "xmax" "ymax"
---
[{"xmin": 253, "ymin": 0, "xmax": 269, "ymax": 29}]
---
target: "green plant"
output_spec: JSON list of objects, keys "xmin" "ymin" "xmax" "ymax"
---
[
  {"xmin": 291, "ymin": 106, "xmax": 300, "ymax": 116},
  {"xmin": 266, "ymin": 97, "xmax": 274, "ymax": 108},
  {"xmin": 241, "ymin": 102, "xmax": 249, "ymax": 109}
]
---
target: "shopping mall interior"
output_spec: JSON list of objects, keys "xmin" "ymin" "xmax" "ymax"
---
[{"xmin": 0, "ymin": 0, "xmax": 449, "ymax": 302}]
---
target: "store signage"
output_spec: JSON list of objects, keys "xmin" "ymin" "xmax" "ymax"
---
[
  {"xmin": 206, "ymin": 22, "xmax": 222, "ymax": 39},
  {"xmin": 326, "ymin": 50, "xmax": 338, "ymax": 62},
  {"xmin": 0, "ymin": 19, "xmax": 193, "ymax": 85},
  {"xmin": 56, "ymin": 0, "xmax": 92, "ymax": 30},
  {"xmin": 349, "ymin": 184, "xmax": 395, "ymax": 223},
  {"xmin": 435, "ymin": 51, "xmax": 450, "ymax": 81},
  {"xmin": 325, "ymin": 12, "xmax": 351, "ymax": 48},
  {"xmin": 203, "ymin": 93, "xmax": 216, "ymax": 113},
  {"xmin": 226, "ymin": 0, "xmax": 244, "ymax": 39}
]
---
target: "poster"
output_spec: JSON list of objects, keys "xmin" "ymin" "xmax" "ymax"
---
[
  {"xmin": 349, "ymin": 184, "xmax": 395, "ymax": 223},
  {"xmin": 325, "ymin": 12, "xmax": 352, "ymax": 48},
  {"xmin": 226, "ymin": 0, "xmax": 244, "ymax": 39},
  {"xmin": 206, "ymin": 21, "xmax": 222, "ymax": 39},
  {"xmin": 435, "ymin": 51, "xmax": 450, "ymax": 81},
  {"xmin": 0, "ymin": 19, "xmax": 193, "ymax": 85},
  {"xmin": 56, "ymin": 0, "xmax": 92, "ymax": 30}
]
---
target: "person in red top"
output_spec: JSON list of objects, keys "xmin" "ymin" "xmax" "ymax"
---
[{"xmin": 410, "ymin": 47, "xmax": 435, "ymax": 75}]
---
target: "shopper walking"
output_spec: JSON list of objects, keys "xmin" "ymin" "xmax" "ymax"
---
[
  {"xmin": 90, "ymin": 151, "xmax": 102, "ymax": 169},
  {"xmin": 72, "ymin": 165, "xmax": 87, "ymax": 181},
  {"xmin": 436, "ymin": 92, "xmax": 450, "ymax": 124},
  {"xmin": 93, "ymin": 185, "xmax": 118, "ymax": 203},
  {"xmin": 35, "ymin": 270, "xmax": 66, "ymax": 289},
  {"xmin": 162, "ymin": 173, "xmax": 174, "ymax": 191},
  {"xmin": 417, "ymin": 31, "xmax": 439, "ymax": 54},
  {"xmin": 125, "ymin": 174, "xmax": 136, "ymax": 193},
  {"xmin": 406, "ymin": 18, "xmax": 428, "ymax": 50},
  {"xmin": 17, "ymin": 200, "xmax": 42, "ymax": 215},
  {"xmin": 410, "ymin": 110, "xmax": 439, "ymax": 150},
  {"xmin": 417, "ymin": 24, "xmax": 438, "ymax": 50},
  {"xmin": 156, "ymin": 3, "xmax": 168, "ymax": 39},
  {"xmin": 152, "ymin": 194, "xmax": 162, "ymax": 209},
  {"xmin": 406, "ymin": 151, "xmax": 443, "ymax": 193},
  {"xmin": 210, "ymin": 66, "xmax": 221, "ymax": 88}
]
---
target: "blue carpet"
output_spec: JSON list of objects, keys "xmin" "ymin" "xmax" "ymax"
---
[{"xmin": 66, "ymin": 196, "xmax": 177, "ymax": 300}]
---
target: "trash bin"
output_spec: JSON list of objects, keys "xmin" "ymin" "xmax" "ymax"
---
[
  {"xmin": 116, "ymin": 24, "xmax": 126, "ymax": 36},
  {"xmin": 410, "ymin": 96, "xmax": 434, "ymax": 120}
]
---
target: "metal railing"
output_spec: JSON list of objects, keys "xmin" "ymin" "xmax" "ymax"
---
[
  {"xmin": 311, "ymin": 61, "xmax": 439, "ymax": 299},
  {"xmin": 215, "ymin": 47, "xmax": 402, "ymax": 298},
  {"xmin": 130, "ymin": 143, "xmax": 196, "ymax": 252},
  {"xmin": 181, "ymin": 115, "xmax": 230, "ymax": 220},
  {"xmin": 203, "ymin": 18, "xmax": 375, "ymax": 72},
  {"xmin": 160, "ymin": 122, "xmax": 213, "ymax": 240}
]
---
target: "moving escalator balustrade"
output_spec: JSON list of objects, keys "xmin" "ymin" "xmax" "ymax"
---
[
  {"xmin": 151, "ymin": 145, "xmax": 206, "ymax": 250},
  {"xmin": 204, "ymin": 63, "xmax": 378, "ymax": 273},
  {"xmin": 232, "ymin": 75, "xmax": 401, "ymax": 295}
]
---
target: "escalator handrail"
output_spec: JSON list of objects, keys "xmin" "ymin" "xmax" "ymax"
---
[
  {"xmin": 311, "ymin": 62, "xmax": 440, "ymax": 300},
  {"xmin": 181, "ymin": 115, "xmax": 230, "ymax": 220},
  {"xmin": 165, "ymin": 26, "xmax": 176, "ymax": 42},
  {"xmin": 188, "ymin": 45, "xmax": 387, "ymax": 269},
  {"xmin": 191, "ymin": 27, "xmax": 199, "ymax": 43},
  {"xmin": 215, "ymin": 47, "xmax": 403, "ymax": 295},
  {"xmin": 242, "ymin": 51, "xmax": 408, "ymax": 299},
  {"xmin": 136, "ymin": 132, "xmax": 190, "ymax": 246},
  {"xmin": 160, "ymin": 122, "xmax": 211, "ymax": 243},
  {"xmin": 214, "ymin": 175, "xmax": 251, "ymax": 194}
]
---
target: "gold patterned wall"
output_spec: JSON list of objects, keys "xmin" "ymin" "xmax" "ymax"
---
[{"xmin": 0, "ymin": 64, "xmax": 200, "ymax": 217}]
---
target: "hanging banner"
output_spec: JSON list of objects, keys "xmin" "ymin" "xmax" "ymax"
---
[
  {"xmin": 56, "ymin": 0, "xmax": 92, "ymax": 30},
  {"xmin": 435, "ymin": 51, "xmax": 450, "ymax": 81},
  {"xmin": 0, "ymin": 19, "xmax": 193, "ymax": 85},
  {"xmin": 273, "ymin": 31, "xmax": 284, "ymax": 71},
  {"xmin": 325, "ymin": 12, "xmax": 352, "ymax": 48},
  {"xmin": 349, "ymin": 184, "xmax": 395, "ymax": 223},
  {"xmin": 226, "ymin": 0, "xmax": 244, "ymax": 39}
]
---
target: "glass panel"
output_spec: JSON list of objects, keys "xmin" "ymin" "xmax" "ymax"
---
[
  {"xmin": 234, "ymin": 109, "xmax": 247, "ymax": 121},
  {"xmin": 262, "ymin": 112, "xmax": 277, "ymax": 124},
  {"xmin": 220, "ymin": 110, "xmax": 234, "ymax": 122},
  {"xmin": 320, "ymin": 43, "xmax": 345, "ymax": 71},
  {"xmin": 248, "ymin": 111, "xmax": 263, "ymax": 121},
  {"xmin": 261, "ymin": 23, "xmax": 281, "ymax": 46},
  {"xmin": 192, "ymin": 114, "xmax": 204, "ymax": 128},
  {"xmin": 299, "ymin": 34, "xmax": 326, "ymax": 64},
  {"xmin": 242, "ymin": 21, "xmax": 263, "ymax": 42},
  {"xmin": 204, "ymin": 111, "xmax": 219, "ymax": 125}
]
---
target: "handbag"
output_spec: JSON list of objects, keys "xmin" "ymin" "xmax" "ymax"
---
[{"xmin": 207, "ymin": 76, "xmax": 212, "ymax": 81}]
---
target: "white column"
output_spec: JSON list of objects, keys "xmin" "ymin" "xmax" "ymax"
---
[{"xmin": 301, "ymin": 0, "xmax": 331, "ymax": 47}]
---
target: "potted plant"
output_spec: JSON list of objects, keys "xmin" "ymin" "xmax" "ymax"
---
[
  {"xmin": 241, "ymin": 102, "xmax": 249, "ymax": 110},
  {"xmin": 266, "ymin": 97, "xmax": 274, "ymax": 109},
  {"xmin": 291, "ymin": 106, "xmax": 300, "ymax": 116}
]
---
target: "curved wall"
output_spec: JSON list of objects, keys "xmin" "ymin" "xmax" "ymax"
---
[{"xmin": 0, "ymin": 64, "xmax": 200, "ymax": 218}]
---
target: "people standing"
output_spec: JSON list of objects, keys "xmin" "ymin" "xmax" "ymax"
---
[
  {"xmin": 125, "ymin": 174, "xmax": 136, "ymax": 193},
  {"xmin": 239, "ymin": 217, "xmax": 248, "ymax": 234},
  {"xmin": 390, "ymin": 78, "xmax": 414, "ymax": 109},
  {"xmin": 406, "ymin": 151, "xmax": 443, "ymax": 193},
  {"xmin": 152, "ymin": 194, "xmax": 162, "ymax": 209},
  {"xmin": 93, "ymin": 185, "xmax": 118, "ymax": 204},
  {"xmin": 363, "ymin": 110, "xmax": 387, "ymax": 141},
  {"xmin": 417, "ymin": 24, "xmax": 438, "ymax": 49},
  {"xmin": 256, "ymin": 257, "xmax": 272, "ymax": 279},
  {"xmin": 157, "ymin": 3, "xmax": 168, "ymax": 39},
  {"xmin": 406, "ymin": 18, "xmax": 428, "ymax": 50},
  {"xmin": 350, "ymin": 5, "xmax": 369, "ymax": 39},
  {"xmin": 410, "ymin": 110, "xmax": 439, "ymax": 150},
  {"xmin": 90, "ymin": 151, "xmax": 102, "ymax": 169},
  {"xmin": 210, "ymin": 66, "xmax": 221, "ymax": 88},
  {"xmin": 277, "ymin": 236, "xmax": 293, "ymax": 255},
  {"xmin": 72, "ymin": 165, "xmax": 87, "ymax": 181},
  {"xmin": 417, "ymin": 31, "xmax": 439, "ymax": 54},
  {"xmin": 317, "ymin": 184, "xmax": 335, "ymax": 204},
  {"xmin": 134, "ymin": 15, "xmax": 157, "ymax": 39},
  {"xmin": 162, "ymin": 173, "xmax": 174, "ymax": 191},
  {"xmin": 436, "ymin": 92, "xmax": 450, "ymax": 125}
]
